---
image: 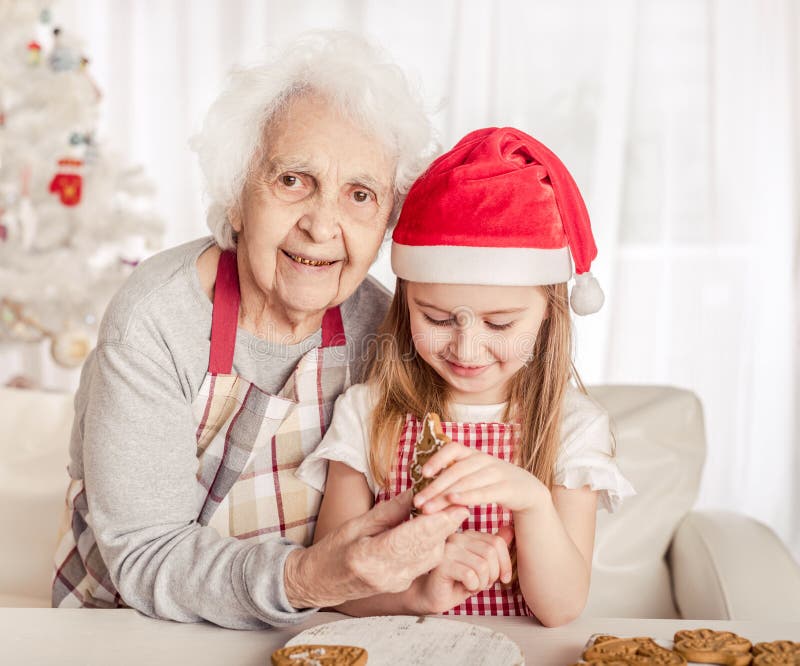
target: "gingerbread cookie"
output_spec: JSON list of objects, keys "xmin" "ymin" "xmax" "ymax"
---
[
  {"xmin": 410, "ymin": 412, "xmax": 451, "ymax": 517},
  {"xmin": 271, "ymin": 644, "xmax": 367, "ymax": 665},
  {"xmin": 673, "ymin": 629, "xmax": 753, "ymax": 665},
  {"xmin": 752, "ymin": 640, "xmax": 800, "ymax": 665},
  {"xmin": 579, "ymin": 661, "xmax": 677, "ymax": 666},
  {"xmin": 582, "ymin": 636, "xmax": 686, "ymax": 664}
]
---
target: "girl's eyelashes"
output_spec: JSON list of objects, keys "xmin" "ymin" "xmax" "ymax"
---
[
  {"xmin": 423, "ymin": 312, "xmax": 455, "ymax": 327},
  {"xmin": 485, "ymin": 321, "xmax": 515, "ymax": 331},
  {"xmin": 421, "ymin": 312, "xmax": 516, "ymax": 331}
]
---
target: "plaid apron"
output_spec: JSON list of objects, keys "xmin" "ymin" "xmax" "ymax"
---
[
  {"xmin": 375, "ymin": 415, "xmax": 533, "ymax": 616},
  {"xmin": 52, "ymin": 250, "xmax": 349, "ymax": 608}
]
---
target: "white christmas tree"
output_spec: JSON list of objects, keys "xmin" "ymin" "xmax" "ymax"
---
[{"xmin": 0, "ymin": 0, "xmax": 162, "ymax": 371}]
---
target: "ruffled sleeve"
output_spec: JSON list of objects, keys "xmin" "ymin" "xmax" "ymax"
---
[
  {"xmin": 554, "ymin": 390, "xmax": 636, "ymax": 513},
  {"xmin": 295, "ymin": 383, "xmax": 378, "ymax": 496}
]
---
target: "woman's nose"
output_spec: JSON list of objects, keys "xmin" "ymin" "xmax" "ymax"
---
[{"xmin": 297, "ymin": 197, "xmax": 341, "ymax": 243}]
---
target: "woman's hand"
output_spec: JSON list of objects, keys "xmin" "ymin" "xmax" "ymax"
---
[
  {"xmin": 412, "ymin": 528, "xmax": 514, "ymax": 614},
  {"xmin": 284, "ymin": 490, "xmax": 469, "ymax": 609},
  {"xmin": 412, "ymin": 441, "xmax": 550, "ymax": 516}
]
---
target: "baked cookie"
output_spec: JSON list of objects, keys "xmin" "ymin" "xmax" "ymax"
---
[
  {"xmin": 271, "ymin": 644, "xmax": 367, "ymax": 665},
  {"xmin": 752, "ymin": 640, "xmax": 800, "ymax": 664},
  {"xmin": 673, "ymin": 629, "xmax": 753, "ymax": 665},
  {"xmin": 583, "ymin": 636, "xmax": 686, "ymax": 664},
  {"xmin": 410, "ymin": 412, "xmax": 451, "ymax": 517},
  {"xmin": 592, "ymin": 635, "xmax": 624, "ymax": 645},
  {"xmin": 579, "ymin": 661, "xmax": 677, "ymax": 666}
]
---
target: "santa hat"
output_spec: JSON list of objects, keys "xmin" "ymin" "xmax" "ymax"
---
[{"xmin": 391, "ymin": 127, "xmax": 604, "ymax": 315}]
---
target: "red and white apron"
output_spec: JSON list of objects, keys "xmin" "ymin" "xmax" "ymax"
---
[
  {"xmin": 52, "ymin": 250, "xmax": 349, "ymax": 608},
  {"xmin": 376, "ymin": 415, "xmax": 533, "ymax": 616}
]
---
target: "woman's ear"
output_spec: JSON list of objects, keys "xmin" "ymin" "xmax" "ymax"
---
[{"xmin": 227, "ymin": 200, "xmax": 243, "ymax": 233}]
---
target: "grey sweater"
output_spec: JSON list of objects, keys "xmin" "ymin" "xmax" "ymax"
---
[{"xmin": 68, "ymin": 237, "xmax": 391, "ymax": 628}]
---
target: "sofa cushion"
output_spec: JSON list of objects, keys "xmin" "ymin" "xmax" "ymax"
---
[
  {"xmin": 0, "ymin": 387, "xmax": 74, "ymax": 607},
  {"xmin": 585, "ymin": 385, "xmax": 706, "ymax": 618}
]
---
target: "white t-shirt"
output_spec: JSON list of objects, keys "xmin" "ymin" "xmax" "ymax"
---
[{"xmin": 295, "ymin": 383, "xmax": 635, "ymax": 513}]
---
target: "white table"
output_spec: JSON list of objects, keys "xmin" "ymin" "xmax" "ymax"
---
[{"xmin": 2, "ymin": 609, "xmax": 799, "ymax": 666}]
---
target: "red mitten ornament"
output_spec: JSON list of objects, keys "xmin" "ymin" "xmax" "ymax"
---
[{"xmin": 49, "ymin": 158, "xmax": 83, "ymax": 206}]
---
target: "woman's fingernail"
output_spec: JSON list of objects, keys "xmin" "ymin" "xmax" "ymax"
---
[
  {"xmin": 422, "ymin": 465, "xmax": 432, "ymax": 477},
  {"xmin": 502, "ymin": 573, "xmax": 511, "ymax": 584}
]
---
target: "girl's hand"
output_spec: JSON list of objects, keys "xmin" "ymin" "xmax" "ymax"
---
[
  {"xmin": 412, "ymin": 441, "xmax": 550, "ymax": 516},
  {"xmin": 413, "ymin": 528, "xmax": 514, "ymax": 614}
]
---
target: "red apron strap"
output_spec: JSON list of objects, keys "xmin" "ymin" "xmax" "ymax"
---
[
  {"xmin": 208, "ymin": 250, "xmax": 240, "ymax": 374},
  {"xmin": 321, "ymin": 306, "xmax": 346, "ymax": 348}
]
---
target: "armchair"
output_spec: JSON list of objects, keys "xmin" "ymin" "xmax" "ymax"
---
[{"xmin": 586, "ymin": 385, "xmax": 800, "ymax": 620}]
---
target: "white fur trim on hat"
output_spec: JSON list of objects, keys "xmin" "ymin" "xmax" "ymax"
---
[{"xmin": 391, "ymin": 243, "xmax": 572, "ymax": 286}]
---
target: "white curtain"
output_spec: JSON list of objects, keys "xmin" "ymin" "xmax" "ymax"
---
[{"xmin": 21, "ymin": 0, "xmax": 800, "ymax": 557}]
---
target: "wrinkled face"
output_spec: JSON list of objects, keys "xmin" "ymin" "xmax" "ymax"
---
[
  {"xmin": 231, "ymin": 93, "xmax": 395, "ymax": 318},
  {"xmin": 406, "ymin": 282, "xmax": 548, "ymax": 404}
]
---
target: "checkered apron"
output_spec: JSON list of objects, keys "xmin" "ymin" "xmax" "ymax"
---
[
  {"xmin": 52, "ymin": 250, "xmax": 349, "ymax": 608},
  {"xmin": 375, "ymin": 415, "xmax": 533, "ymax": 616}
]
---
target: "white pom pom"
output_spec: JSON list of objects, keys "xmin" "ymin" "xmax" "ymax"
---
[
  {"xmin": 50, "ymin": 327, "xmax": 92, "ymax": 367},
  {"xmin": 570, "ymin": 272, "xmax": 604, "ymax": 315}
]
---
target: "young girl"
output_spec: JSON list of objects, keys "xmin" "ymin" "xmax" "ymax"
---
[{"xmin": 296, "ymin": 127, "xmax": 634, "ymax": 626}]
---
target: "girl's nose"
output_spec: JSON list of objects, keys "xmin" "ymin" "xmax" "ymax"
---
[{"xmin": 452, "ymin": 320, "xmax": 484, "ymax": 363}]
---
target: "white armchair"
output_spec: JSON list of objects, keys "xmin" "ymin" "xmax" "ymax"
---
[
  {"xmin": 1, "ymin": 384, "xmax": 799, "ymax": 618},
  {"xmin": 586, "ymin": 385, "xmax": 800, "ymax": 620}
]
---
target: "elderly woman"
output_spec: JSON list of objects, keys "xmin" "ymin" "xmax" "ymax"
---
[{"xmin": 51, "ymin": 32, "xmax": 471, "ymax": 629}]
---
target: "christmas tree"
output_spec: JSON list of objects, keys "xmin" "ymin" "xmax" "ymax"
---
[{"xmin": 0, "ymin": 0, "xmax": 162, "ymax": 372}]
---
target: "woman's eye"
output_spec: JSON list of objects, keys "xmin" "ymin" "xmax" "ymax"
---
[
  {"xmin": 274, "ymin": 173, "xmax": 313, "ymax": 201},
  {"xmin": 423, "ymin": 313, "xmax": 455, "ymax": 327},
  {"xmin": 486, "ymin": 321, "xmax": 514, "ymax": 331},
  {"xmin": 352, "ymin": 189, "xmax": 373, "ymax": 204}
]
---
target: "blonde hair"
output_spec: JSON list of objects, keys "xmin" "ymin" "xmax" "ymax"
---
[{"xmin": 365, "ymin": 279, "xmax": 587, "ymax": 491}]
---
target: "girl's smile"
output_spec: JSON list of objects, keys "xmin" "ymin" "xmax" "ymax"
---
[{"xmin": 443, "ymin": 358, "xmax": 494, "ymax": 378}]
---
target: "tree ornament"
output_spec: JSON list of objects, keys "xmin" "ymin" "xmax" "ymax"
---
[
  {"xmin": 50, "ymin": 325, "xmax": 92, "ymax": 367},
  {"xmin": 0, "ymin": 299, "xmax": 46, "ymax": 343},
  {"xmin": 49, "ymin": 157, "xmax": 83, "ymax": 206},
  {"xmin": 49, "ymin": 27, "xmax": 80, "ymax": 72},
  {"xmin": 27, "ymin": 41, "xmax": 42, "ymax": 66},
  {"xmin": 0, "ymin": 297, "xmax": 92, "ymax": 367}
]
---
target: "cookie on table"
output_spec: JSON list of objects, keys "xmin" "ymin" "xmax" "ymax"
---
[
  {"xmin": 752, "ymin": 640, "xmax": 800, "ymax": 665},
  {"xmin": 673, "ymin": 628, "xmax": 753, "ymax": 665},
  {"xmin": 410, "ymin": 412, "xmax": 451, "ymax": 517},
  {"xmin": 576, "ymin": 660, "xmax": 682, "ymax": 666},
  {"xmin": 582, "ymin": 636, "xmax": 686, "ymax": 664},
  {"xmin": 271, "ymin": 644, "xmax": 367, "ymax": 665}
]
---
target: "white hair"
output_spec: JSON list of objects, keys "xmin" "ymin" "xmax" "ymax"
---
[{"xmin": 190, "ymin": 30, "xmax": 439, "ymax": 250}]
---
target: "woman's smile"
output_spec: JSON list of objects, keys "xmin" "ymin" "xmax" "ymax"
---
[{"xmin": 280, "ymin": 248, "xmax": 341, "ymax": 268}]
